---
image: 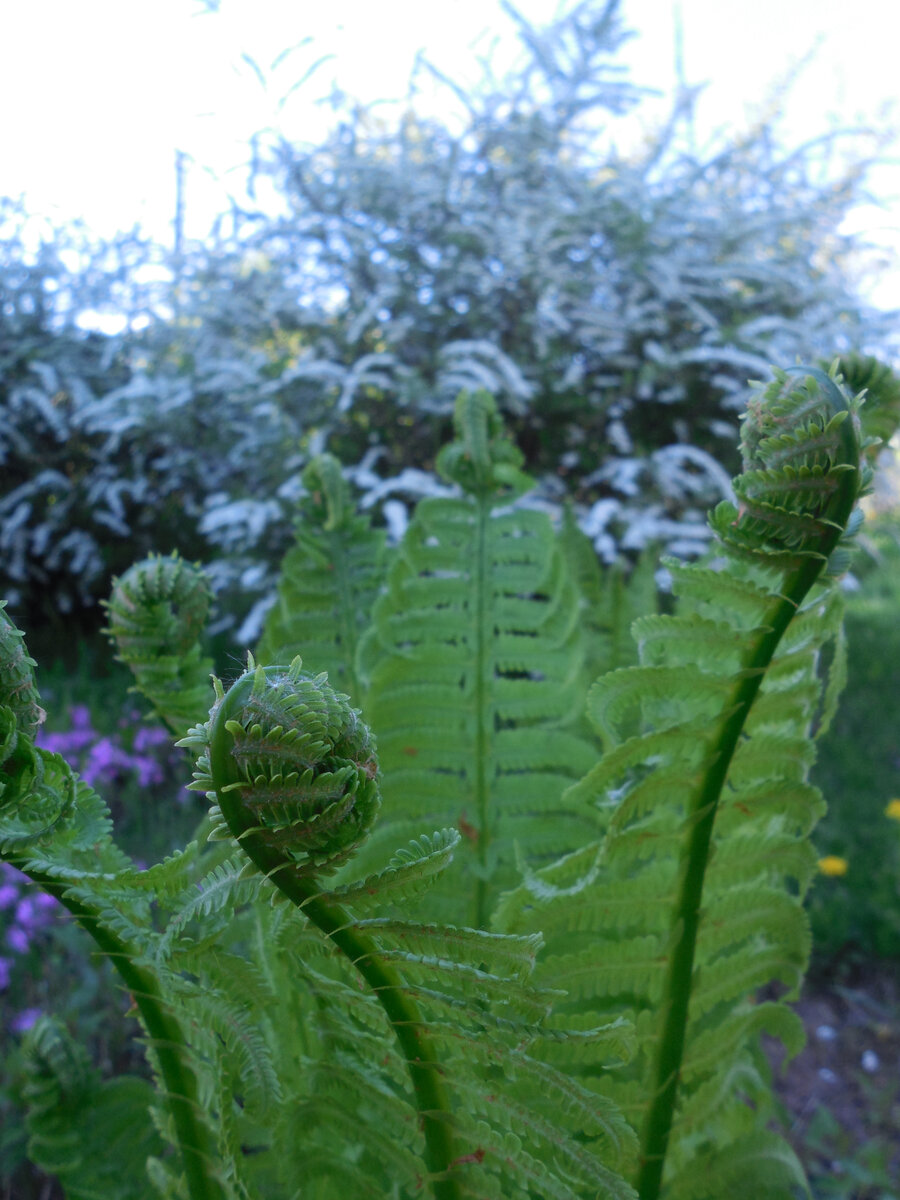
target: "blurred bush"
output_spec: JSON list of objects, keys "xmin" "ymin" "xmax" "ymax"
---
[{"xmin": 1, "ymin": 0, "xmax": 896, "ymax": 641}]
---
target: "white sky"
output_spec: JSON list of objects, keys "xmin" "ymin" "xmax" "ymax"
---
[{"xmin": 1, "ymin": 0, "xmax": 898, "ymax": 304}]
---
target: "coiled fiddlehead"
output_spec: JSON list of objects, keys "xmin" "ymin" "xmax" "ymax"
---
[
  {"xmin": 105, "ymin": 552, "xmax": 214, "ymax": 733},
  {"xmin": 0, "ymin": 607, "xmax": 227, "ymax": 1200},
  {"xmin": 711, "ymin": 364, "xmax": 866, "ymax": 573},
  {"xmin": 634, "ymin": 363, "xmax": 867, "ymax": 1199},
  {"xmin": 205, "ymin": 656, "xmax": 379, "ymax": 874},
  {"xmin": 181, "ymin": 658, "xmax": 461, "ymax": 1199},
  {"xmin": 823, "ymin": 352, "xmax": 900, "ymax": 458}
]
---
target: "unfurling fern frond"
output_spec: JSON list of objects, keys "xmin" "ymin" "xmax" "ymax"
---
[
  {"xmin": 105, "ymin": 552, "xmax": 214, "ymax": 733},
  {"xmin": 820, "ymin": 352, "xmax": 900, "ymax": 456},
  {"xmin": 22, "ymin": 1016, "xmax": 163, "ymax": 1200},
  {"xmin": 256, "ymin": 454, "xmax": 387, "ymax": 707},
  {"xmin": 495, "ymin": 364, "xmax": 868, "ymax": 1200},
  {"xmin": 181, "ymin": 655, "xmax": 638, "ymax": 1200},
  {"xmin": 0, "ymin": 610, "xmax": 232, "ymax": 1200},
  {"xmin": 355, "ymin": 391, "xmax": 599, "ymax": 926}
]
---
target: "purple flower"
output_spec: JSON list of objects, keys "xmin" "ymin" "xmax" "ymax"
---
[
  {"xmin": 133, "ymin": 726, "xmax": 170, "ymax": 753},
  {"xmin": 0, "ymin": 957, "xmax": 11, "ymax": 990},
  {"xmin": 0, "ymin": 884, "xmax": 18, "ymax": 910},
  {"xmin": 34, "ymin": 891, "xmax": 60, "ymax": 912},
  {"xmin": 6, "ymin": 927, "xmax": 29, "ymax": 954},
  {"xmin": 11, "ymin": 1007, "xmax": 42, "ymax": 1033},
  {"xmin": 133, "ymin": 755, "xmax": 164, "ymax": 787},
  {"xmin": 81, "ymin": 737, "xmax": 133, "ymax": 786},
  {"xmin": 14, "ymin": 898, "xmax": 36, "ymax": 928},
  {"xmin": 70, "ymin": 705, "xmax": 92, "ymax": 730}
]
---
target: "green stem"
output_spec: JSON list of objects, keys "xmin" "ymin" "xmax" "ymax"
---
[
  {"xmin": 474, "ymin": 500, "xmax": 491, "ymax": 929},
  {"xmin": 224, "ymin": 832, "xmax": 462, "ymax": 1200},
  {"xmin": 635, "ymin": 558, "xmax": 825, "ymax": 1200},
  {"xmin": 6, "ymin": 856, "xmax": 226, "ymax": 1200},
  {"xmin": 637, "ymin": 368, "xmax": 861, "ymax": 1197}
]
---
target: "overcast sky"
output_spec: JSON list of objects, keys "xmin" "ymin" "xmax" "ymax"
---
[{"xmin": 2, "ymin": 0, "xmax": 897, "ymax": 302}]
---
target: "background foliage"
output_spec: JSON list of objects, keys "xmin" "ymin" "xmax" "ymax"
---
[
  {"xmin": 1, "ymin": 0, "xmax": 896, "ymax": 642},
  {"xmin": 810, "ymin": 520, "xmax": 900, "ymax": 961}
]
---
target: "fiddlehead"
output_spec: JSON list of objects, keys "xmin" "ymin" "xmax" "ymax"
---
[
  {"xmin": 712, "ymin": 364, "xmax": 865, "ymax": 573},
  {"xmin": 205, "ymin": 655, "xmax": 380, "ymax": 875},
  {"xmin": 638, "ymin": 364, "xmax": 866, "ymax": 1197},
  {"xmin": 105, "ymin": 552, "xmax": 214, "ymax": 733},
  {"xmin": 496, "ymin": 364, "xmax": 872, "ymax": 1200},
  {"xmin": 0, "ymin": 609, "xmax": 229, "ymax": 1200},
  {"xmin": 435, "ymin": 388, "xmax": 533, "ymax": 498},
  {"xmin": 181, "ymin": 658, "xmax": 462, "ymax": 1199}
]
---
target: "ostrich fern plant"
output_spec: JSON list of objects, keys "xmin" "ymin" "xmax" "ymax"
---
[{"xmin": 0, "ymin": 366, "xmax": 881, "ymax": 1199}]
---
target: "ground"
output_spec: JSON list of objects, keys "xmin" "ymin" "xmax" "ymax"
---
[{"xmin": 770, "ymin": 962, "xmax": 900, "ymax": 1199}]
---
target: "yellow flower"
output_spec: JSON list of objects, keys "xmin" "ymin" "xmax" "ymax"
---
[
  {"xmin": 885, "ymin": 800, "xmax": 900, "ymax": 822},
  {"xmin": 818, "ymin": 856, "xmax": 848, "ymax": 877}
]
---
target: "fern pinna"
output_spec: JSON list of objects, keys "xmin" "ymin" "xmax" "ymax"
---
[{"xmin": 0, "ymin": 363, "xmax": 879, "ymax": 1199}]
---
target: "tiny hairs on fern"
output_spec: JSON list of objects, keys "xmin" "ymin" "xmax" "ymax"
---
[
  {"xmin": 189, "ymin": 656, "xmax": 380, "ymax": 874},
  {"xmin": 710, "ymin": 364, "xmax": 865, "ymax": 570}
]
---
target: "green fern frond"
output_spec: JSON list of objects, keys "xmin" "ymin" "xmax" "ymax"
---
[
  {"xmin": 495, "ymin": 364, "xmax": 865, "ymax": 1199},
  {"xmin": 559, "ymin": 511, "xmax": 661, "ymax": 686},
  {"xmin": 158, "ymin": 856, "xmax": 270, "ymax": 958},
  {"xmin": 666, "ymin": 1131, "xmax": 810, "ymax": 1200},
  {"xmin": 173, "ymin": 986, "xmax": 283, "ymax": 1114},
  {"xmin": 23, "ymin": 1017, "xmax": 164, "ymax": 1200},
  {"xmin": 256, "ymin": 454, "xmax": 387, "ymax": 706},
  {"xmin": 354, "ymin": 395, "xmax": 600, "ymax": 927},
  {"xmin": 355, "ymin": 919, "xmax": 542, "ymax": 982},
  {"xmin": 104, "ymin": 553, "xmax": 214, "ymax": 735}
]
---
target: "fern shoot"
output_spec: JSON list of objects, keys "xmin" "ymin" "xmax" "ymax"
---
[
  {"xmin": 495, "ymin": 364, "xmax": 871, "ymax": 1199},
  {"xmin": 104, "ymin": 552, "xmax": 215, "ymax": 734},
  {"xmin": 181, "ymin": 657, "xmax": 463, "ymax": 1199},
  {"xmin": 0, "ymin": 713, "xmax": 227, "ymax": 1200},
  {"xmin": 637, "ymin": 365, "xmax": 863, "ymax": 1196}
]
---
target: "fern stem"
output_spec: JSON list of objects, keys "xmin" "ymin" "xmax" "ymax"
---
[
  {"xmin": 474, "ymin": 502, "xmax": 491, "ymax": 929},
  {"xmin": 233, "ymin": 840, "xmax": 463, "ymax": 1200},
  {"xmin": 5, "ymin": 856, "xmax": 226, "ymax": 1200},
  {"xmin": 202, "ymin": 661, "xmax": 466, "ymax": 1192},
  {"xmin": 635, "ymin": 558, "xmax": 832, "ymax": 1200}
]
